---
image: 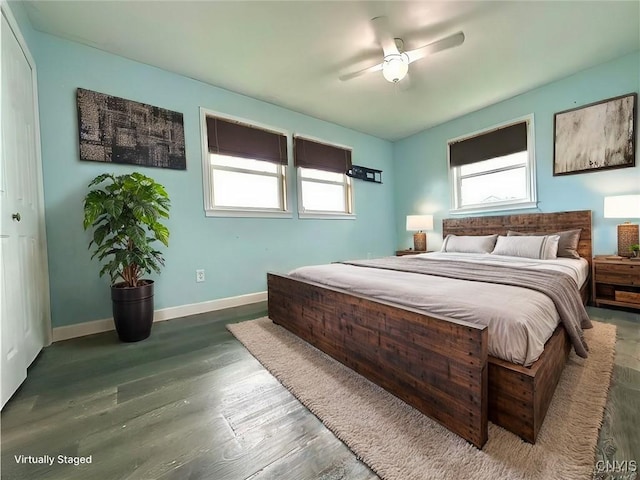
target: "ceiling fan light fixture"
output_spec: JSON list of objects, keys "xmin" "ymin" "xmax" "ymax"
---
[{"xmin": 382, "ymin": 53, "xmax": 409, "ymax": 83}]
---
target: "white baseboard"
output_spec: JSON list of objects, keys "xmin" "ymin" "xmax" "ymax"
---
[{"xmin": 52, "ymin": 291, "xmax": 267, "ymax": 342}]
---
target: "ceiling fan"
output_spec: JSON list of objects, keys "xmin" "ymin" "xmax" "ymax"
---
[{"xmin": 339, "ymin": 16, "xmax": 465, "ymax": 84}]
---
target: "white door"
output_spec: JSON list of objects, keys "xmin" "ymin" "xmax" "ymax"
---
[{"xmin": 1, "ymin": 7, "xmax": 50, "ymax": 408}]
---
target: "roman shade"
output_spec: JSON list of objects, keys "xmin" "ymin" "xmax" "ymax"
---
[
  {"xmin": 449, "ymin": 121, "xmax": 527, "ymax": 168},
  {"xmin": 294, "ymin": 137, "xmax": 352, "ymax": 174},
  {"xmin": 206, "ymin": 116, "xmax": 288, "ymax": 165}
]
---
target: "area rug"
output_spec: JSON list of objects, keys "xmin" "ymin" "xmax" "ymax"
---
[{"xmin": 227, "ymin": 318, "xmax": 616, "ymax": 480}]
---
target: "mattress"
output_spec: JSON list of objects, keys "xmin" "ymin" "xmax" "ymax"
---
[{"xmin": 289, "ymin": 252, "xmax": 589, "ymax": 366}]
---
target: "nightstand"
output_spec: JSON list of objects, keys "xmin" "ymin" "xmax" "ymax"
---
[
  {"xmin": 396, "ymin": 250, "xmax": 431, "ymax": 256},
  {"xmin": 592, "ymin": 256, "xmax": 640, "ymax": 310}
]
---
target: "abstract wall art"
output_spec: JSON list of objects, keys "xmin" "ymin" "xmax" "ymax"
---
[
  {"xmin": 553, "ymin": 93, "xmax": 636, "ymax": 176},
  {"xmin": 77, "ymin": 88, "xmax": 186, "ymax": 170}
]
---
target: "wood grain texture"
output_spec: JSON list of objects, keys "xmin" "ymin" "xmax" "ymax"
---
[
  {"xmin": 267, "ymin": 211, "xmax": 593, "ymax": 446},
  {"xmin": 594, "ymin": 262, "xmax": 640, "ymax": 286},
  {"xmin": 441, "ymin": 210, "xmax": 592, "ymax": 442},
  {"xmin": 443, "ymin": 209, "xmax": 593, "ymax": 305},
  {"xmin": 267, "ymin": 272, "xmax": 573, "ymax": 446},
  {"xmin": 442, "ymin": 210, "xmax": 592, "ymax": 266},
  {"xmin": 0, "ymin": 303, "xmax": 377, "ymax": 480},
  {"xmin": 268, "ymin": 273, "xmax": 489, "ymax": 448},
  {"xmin": 0, "ymin": 304, "xmax": 635, "ymax": 479},
  {"xmin": 592, "ymin": 309, "xmax": 640, "ymax": 474},
  {"xmin": 488, "ymin": 327, "xmax": 571, "ymax": 443},
  {"xmin": 592, "ymin": 257, "xmax": 640, "ymax": 310}
]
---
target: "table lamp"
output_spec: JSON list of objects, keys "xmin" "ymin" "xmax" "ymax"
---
[
  {"xmin": 604, "ymin": 195, "xmax": 640, "ymax": 257},
  {"xmin": 406, "ymin": 215, "xmax": 434, "ymax": 252}
]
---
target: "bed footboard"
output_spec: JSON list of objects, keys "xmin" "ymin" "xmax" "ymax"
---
[{"xmin": 267, "ymin": 273, "xmax": 489, "ymax": 448}]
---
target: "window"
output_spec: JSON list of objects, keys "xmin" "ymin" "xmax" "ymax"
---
[
  {"xmin": 458, "ymin": 152, "xmax": 528, "ymax": 206},
  {"xmin": 299, "ymin": 167, "xmax": 352, "ymax": 213},
  {"xmin": 210, "ymin": 154, "xmax": 286, "ymax": 210},
  {"xmin": 201, "ymin": 109, "xmax": 290, "ymax": 217},
  {"xmin": 294, "ymin": 136, "xmax": 354, "ymax": 218},
  {"xmin": 448, "ymin": 115, "xmax": 536, "ymax": 214}
]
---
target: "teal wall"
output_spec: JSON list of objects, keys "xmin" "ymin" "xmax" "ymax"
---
[
  {"xmin": 20, "ymin": 24, "xmax": 395, "ymax": 327},
  {"xmin": 394, "ymin": 51, "xmax": 640, "ymax": 254},
  {"xmin": 9, "ymin": 0, "xmax": 640, "ymax": 330}
]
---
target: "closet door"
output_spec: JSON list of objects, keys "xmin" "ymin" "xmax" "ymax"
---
[{"xmin": 1, "ymin": 8, "xmax": 50, "ymax": 408}]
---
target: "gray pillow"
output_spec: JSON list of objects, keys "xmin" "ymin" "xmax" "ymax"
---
[
  {"xmin": 507, "ymin": 229, "xmax": 581, "ymax": 259},
  {"xmin": 441, "ymin": 234, "xmax": 498, "ymax": 254},
  {"xmin": 492, "ymin": 235, "xmax": 560, "ymax": 260}
]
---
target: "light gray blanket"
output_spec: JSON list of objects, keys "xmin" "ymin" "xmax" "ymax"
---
[{"xmin": 342, "ymin": 257, "xmax": 592, "ymax": 358}]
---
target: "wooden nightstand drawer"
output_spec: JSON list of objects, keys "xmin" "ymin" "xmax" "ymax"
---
[
  {"xmin": 592, "ymin": 256, "xmax": 640, "ymax": 310},
  {"xmin": 594, "ymin": 263, "xmax": 640, "ymax": 286},
  {"xmin": 615, "ymin": 291, "xmax": 640, "ymax": 304},
  {"xmin": 396, "ymin": 250, "xmax": 432, "ymax": 256}
]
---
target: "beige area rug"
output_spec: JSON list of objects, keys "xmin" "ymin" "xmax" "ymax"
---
[{"xmin": 227, "ymin": 318, "xmax": 616, "ymax": 480}]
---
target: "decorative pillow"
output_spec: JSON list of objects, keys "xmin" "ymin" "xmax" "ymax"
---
[
  {"xmin": 491, "ymin": 235, "xmax": 560, "ymax": 260},
  {"xmin": 441, "ymin": 234, "xmax": 498, "ymax": 254},
  {"xmin": 507, "ymin": 229, "xmax": 581, "ymax": 259}
]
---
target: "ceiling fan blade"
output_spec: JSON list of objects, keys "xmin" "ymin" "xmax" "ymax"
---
[
  {"xmin": 339, "ymin": 62, "xmax": 383, "ymax": 82},
  {"xmin": 406, "ymin": 31, "xmax": 465, "ymax": 64},
  {"xmin": 371, "ymin": 16, "xmax": 399, "ymax": 57}
]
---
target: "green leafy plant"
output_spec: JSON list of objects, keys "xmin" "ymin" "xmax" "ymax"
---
[
  {"xmin": 630, "ymin": 244, "xmax": 640, "ymax": 256},
  {"xmin": 83, "ymin": 173, "xmax": 170, "ymax": 287}
]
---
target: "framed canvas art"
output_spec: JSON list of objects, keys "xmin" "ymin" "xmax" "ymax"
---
[
  {"xmin": 553, "ymin": 93, "xmax": 636, "ymax": 176},
  {"xmin": 77, "ymin": 88, "xmax": 186, "ymax": 170}
]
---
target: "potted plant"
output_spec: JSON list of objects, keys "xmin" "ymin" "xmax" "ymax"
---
[
  {"xmin": 83, "ymin": 172, "xmax": 170, "ymax": 342},
  {"xmin": 630, "ymin": 244, "xmax": 640, "ymax": 259}
]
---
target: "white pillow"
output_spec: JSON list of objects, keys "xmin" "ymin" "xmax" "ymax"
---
[
  {"xmin": 491, "ymin": 235, "xmax": 560, "ymax": 260},
  {"xmin": 441, "ymin": 234, "xmax": 498, "ymax": 254}
]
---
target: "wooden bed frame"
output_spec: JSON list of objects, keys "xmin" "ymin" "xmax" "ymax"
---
[{"xmin": 267, "ymin": 210, "xmax": 592, "ymax": 448}]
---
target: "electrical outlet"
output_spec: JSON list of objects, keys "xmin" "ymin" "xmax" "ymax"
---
[{"xmin": 196, "ymin": 269, "xmax": 205, "ymax": 283}]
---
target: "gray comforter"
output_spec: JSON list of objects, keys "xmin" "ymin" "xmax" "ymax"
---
[{"xmin": 342, "ymin": 256, "xmax": 592, "ymax": 358}]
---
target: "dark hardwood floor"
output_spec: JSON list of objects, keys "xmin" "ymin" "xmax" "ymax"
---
[
  {"xmin": 592, "ymin": 307, "xmax": 640, "ymax": 477},
  {"xmin": 1, "ymin": 304, "xmax": 637, "ymax": 480}
]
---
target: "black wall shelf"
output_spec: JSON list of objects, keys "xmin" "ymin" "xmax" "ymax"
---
[{"xmin": 347, "ymin": 165, "xmax": 382, "ymax": 184}]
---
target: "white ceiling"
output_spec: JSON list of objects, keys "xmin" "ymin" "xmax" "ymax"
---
[{"xmin": 24, "ymin": 1, "xmax": 640, "ymax": 141}]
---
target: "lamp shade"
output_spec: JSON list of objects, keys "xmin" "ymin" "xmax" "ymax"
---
[
  {"xmin": 406, "ymin": 215, "xmax": 434, "ymax": 232},
  {"xmin": 382, "ymin": 54, "xmax": 409, "ymax": 83},
  {"xmin": 604, "ymin": 195, "xmax": 640, "ymax": 218}
]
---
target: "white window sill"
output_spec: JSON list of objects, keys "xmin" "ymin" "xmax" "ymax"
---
[
  {"xmin": 298, "ymin": 212, "xmax": 356, "ymax": 220},
  {"xmin": 449, "ymin": 201, "xmax": 537, "ymax": 216},
  {"xmin": 206, "ymin": 208, "xmax": 292, "ymax": 219}
]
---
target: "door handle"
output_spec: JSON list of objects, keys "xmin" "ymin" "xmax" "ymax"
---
[{"xmin": 12, "ymin": 212, "xmax": 21, "ymax": 222}]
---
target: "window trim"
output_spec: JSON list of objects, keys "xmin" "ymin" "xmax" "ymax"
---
[
  {"xmin": 200, "ymin": 107, "xmax": 292, "ymax": 218},
  {"xmin": 447, "ymin": 114, "xmax": 537, "ymax": 215},
  {"xmin": 293, "ymin": 133, "xmax": 355, "ymax": 220}
]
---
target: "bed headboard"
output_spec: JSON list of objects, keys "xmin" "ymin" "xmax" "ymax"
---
[{"xmin": 442, "ymin": 210, "xmax": 592, "ymax": 265}]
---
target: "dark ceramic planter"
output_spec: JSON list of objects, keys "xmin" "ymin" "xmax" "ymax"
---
[{"xmin": 111, "ymin": 280, "xmax": 154, "ymax": 342}]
